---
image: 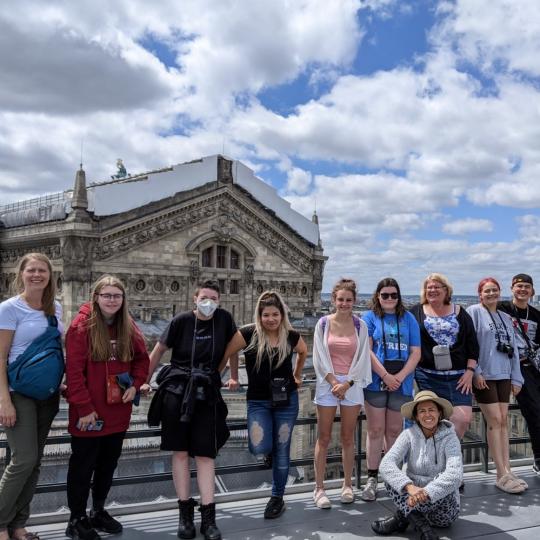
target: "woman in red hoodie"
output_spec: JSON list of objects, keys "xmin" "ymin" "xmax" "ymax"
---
[{"xmin": 65, "ymin": 275, "xmax": 149, "ymax": 540}]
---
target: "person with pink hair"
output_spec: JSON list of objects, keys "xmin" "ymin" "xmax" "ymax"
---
[{"xmin": 466, "ymin": 277, "xmax": 525, "ymax": 494}]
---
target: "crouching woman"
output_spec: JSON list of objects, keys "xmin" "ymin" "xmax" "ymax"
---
[{"xmin": 372, "ymin": 391, "xmax": 462, "ymax": 540}]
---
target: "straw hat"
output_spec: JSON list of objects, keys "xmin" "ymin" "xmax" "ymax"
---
[{"xmin": 401, "ymin": 390, "xmax": 453, "ymax": 421}]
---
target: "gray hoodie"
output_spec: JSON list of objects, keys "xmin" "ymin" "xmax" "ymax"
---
[
  {"xmin": 380, "ymin": 419, "xmax": 463, "ymax": 503},
  {"xmin": 466, "ymin": 303, "xmax": 523, "ymax": 387}
]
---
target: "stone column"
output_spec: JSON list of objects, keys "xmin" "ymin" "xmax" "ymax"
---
[{"xmin": 61, "ymin": 235, "xmax": 93, "ymax": 323}]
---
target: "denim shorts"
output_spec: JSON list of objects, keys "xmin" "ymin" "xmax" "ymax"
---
[
  {"xmin": 415, "ymin": 368, "xmax": 472, "ymax": 407},
  {"xmin": 364, "ymin": 389, "xmax": 410, "ymax": 411},
  {"xmin": 314, "ymin": 374, "xmax": 362, "ymax": 407}
]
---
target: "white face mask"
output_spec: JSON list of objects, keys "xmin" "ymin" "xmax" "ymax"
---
[{"xmin": 197, "ymin": 299, "xmax": 218, "ymax": 317}]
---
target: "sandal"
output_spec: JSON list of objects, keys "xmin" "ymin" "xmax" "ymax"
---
[
  {"xmin": 496, "ymin": 473, "xmax": 525, "ymax": 494},
  {"xmin": 313, "ymin": 487, "xmax": 331, "ymax": 509},
  {"xmin": 509, "ymin": 472, "xmax": 528, "ymax": 489},
  {"xmin": 340, "ymin": 485, "xmax": 355, "ymax": 504}
]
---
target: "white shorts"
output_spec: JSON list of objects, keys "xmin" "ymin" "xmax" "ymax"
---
[{"xmin": 314, "ymin": 374, "xmax": 363, "ymax": 407}]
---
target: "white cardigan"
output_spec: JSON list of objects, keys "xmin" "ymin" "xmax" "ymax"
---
[{"xmin": 313, "ymin": 315, "xmax": 372, "ymax": 404}]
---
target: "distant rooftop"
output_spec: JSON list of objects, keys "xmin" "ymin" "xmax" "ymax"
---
[{"xmin": 0, "ymin": 155, "xmax": 319, "ymax": 245}]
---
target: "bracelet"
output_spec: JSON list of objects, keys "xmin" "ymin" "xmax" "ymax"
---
[
  {"xmin": 382, "ymin": 372, "xmax": 389, "ymax": 380},
  {"xmin": 466, "ymin": 366, "xmax": 476, "ymax": 372}
]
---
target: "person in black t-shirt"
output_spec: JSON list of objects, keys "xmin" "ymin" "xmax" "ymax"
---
[
  {"xmin": 498, "ymin": 273, "xmax": 540, "ymax": 476},
  {"xmin": 221, "ymin": 291, "xmax": 307, "ymax": 520},
  {"xmin": 145, "ymin": 280, "xmax": 236, "ymax": 540}
]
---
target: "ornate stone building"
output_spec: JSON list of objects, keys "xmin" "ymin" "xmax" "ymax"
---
[{"xmin": 0, "ymin": 155, "xmax": 326, "ymax": 331}]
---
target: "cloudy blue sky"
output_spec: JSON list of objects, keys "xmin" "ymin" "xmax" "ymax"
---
[{"xmin": 1, "ymin": 0, "xmax": 539, "ymax": 294}]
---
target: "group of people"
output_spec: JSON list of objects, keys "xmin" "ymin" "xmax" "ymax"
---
[
  {"xmin": 0, "ymin": 252, "xmax": 539, "ymax": 540},
  {"xmin": 0, "ymin": 255, "xmax": 150, "ymax": 540},
  {"xmin": 306, "ymin": 272, "xmax": 540, "ymax": 540},
  {"xmin": 0, "ymin": 254, "xmax": 304, "ymax": 540}
]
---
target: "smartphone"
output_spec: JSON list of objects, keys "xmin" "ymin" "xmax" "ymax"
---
[{"xmin": 77, "ymin": 420, "xmax": 104, "ymax": 431}]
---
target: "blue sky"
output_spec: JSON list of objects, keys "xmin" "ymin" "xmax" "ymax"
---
[{"xmin": 1, "ymin": 0, "xmax": 540, "ymax": 294}]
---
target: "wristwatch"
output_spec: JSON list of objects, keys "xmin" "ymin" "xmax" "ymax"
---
[{"xmin": 348, "ymin": 380, "xmax": 355, "ymax": 387}]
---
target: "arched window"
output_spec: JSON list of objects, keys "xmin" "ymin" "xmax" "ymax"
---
[
  {"xmin": 199, "ymin": 244, "xmax": 243, "ymax": 271},
  {"xmin": 202, "ymin": 247, "xmax": 213, "ymax": 267},
  {"xmin": 216, "ymin": 245, "xmax": 227, "ymax": 268}
]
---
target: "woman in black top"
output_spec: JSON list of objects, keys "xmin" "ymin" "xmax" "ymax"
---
[
  {"xmin": 222, "ymin": 291, "xmax": 307, "ymax": 519},
  {"xmin": 410, "ymin": 273, "xmax": 479, "ymax": 440},
  {"xmin": 146, "ymin": 280, "xmax": 237, "ymax": 540}
]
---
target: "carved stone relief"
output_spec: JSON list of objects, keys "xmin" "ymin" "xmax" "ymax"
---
[
  {"xmin": 91, "ymin": 191, "xmax": 315, "ymax": 275},
  {"xmin": 0, "ymin": 244, "xmax": 61, "ymax": 263}
]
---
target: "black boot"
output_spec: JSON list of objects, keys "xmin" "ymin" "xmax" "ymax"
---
[
  {"xmin": 65, "ymin": 515, "xmax": 101, "ymax": 540},
  {"xmin": 264, "ymin": 496, "xmax": 285, "ymax": 519},
  {"xmin": 177, "ymin": 498, "xmax": 197, "ymax": 539},
  {"xmin": 199, "ymin": 502, "xmax": 222, "ymax": 540},
  {"xmin": 89, "ymin": 509, "xmax": 123, "ymax": 534},
  {"xmin": 371, "ymin": 510, "xmax": 409, "ymax": 535},
  {"xmin": 409, "ymin": 510, "xmax": 439, "ymax": 540}
]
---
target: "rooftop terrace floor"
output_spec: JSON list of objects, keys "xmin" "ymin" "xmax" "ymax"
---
[{"xmin": 29, "ymin": 466, "xmax": 540, "ymax": 539}]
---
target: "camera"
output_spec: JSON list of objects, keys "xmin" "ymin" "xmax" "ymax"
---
[
  {"xmin": 497, "ymin": 342, "xmax": 514, "ymax": 359},
  {"xmin": 526, "ymin": 346, "xmax": 540, "ymax": 364},
  {"xmin": 195, "ymin": 386, "xmax": 206, "ymax": 401}
]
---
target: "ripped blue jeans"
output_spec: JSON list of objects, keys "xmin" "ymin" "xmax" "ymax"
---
[{"xmin": 247, "ymin": 390, "xmax": 299, "ymax": 497}]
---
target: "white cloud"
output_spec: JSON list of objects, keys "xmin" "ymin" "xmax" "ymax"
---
[
  {"xmin": 286, "ymin": 167, "xmax": 312, "ymax": 194},
  {"xmin": 2, "ymin": 0, "xmax": 540, "ymax": 295},
  {"xmin": 446, "ymin": 0, "xmax": 540, "ymax": 77},
  {"xmin": 517, "ymin": 214, "xmax": 540, "ymax": 242},
  {"xmin": 0, "ymin": 0, "xmax": 368, "ymax": 199},
  {"xmin": 0, "ymin": 21, "xmax": 175, "ymax": 115},
  {"xmin": 442, "ymin": 218, "xmax": 494, "ymax": 235}
]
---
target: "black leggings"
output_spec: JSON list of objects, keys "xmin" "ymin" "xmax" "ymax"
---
[
  {"xmin": 66, "ymin": 432, "xmax": 126, "ymax": 519},
  {"xmin": 516, "ymin": 363, "xmax": 540, "ymax": 465}
]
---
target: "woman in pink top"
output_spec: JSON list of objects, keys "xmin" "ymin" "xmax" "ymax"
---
[{"xmin": 312, "ymin": 279, "xmax": 372, "ymax": 509}]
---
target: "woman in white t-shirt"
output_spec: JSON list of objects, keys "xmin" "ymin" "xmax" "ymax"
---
[{"xmin": 0, "ymin": 253, "xmax": 63, "ymax": 540}]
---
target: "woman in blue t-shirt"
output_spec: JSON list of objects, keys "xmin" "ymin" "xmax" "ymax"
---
[{"xmin": 360, "ymin": 278, "xmax": 421, "ymax": 502}]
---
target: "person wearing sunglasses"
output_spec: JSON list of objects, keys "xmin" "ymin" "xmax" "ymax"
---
[
  {"xmin": 466, "ymin": 278, "xmax": 525, "ymax": 494},
  {"xmin": 360, "ymin": 278, "xmax": 421, "ymax": 502},
  {"xmin": 65, "ymin": 275, "xmax": 149, "ymax": 540}
]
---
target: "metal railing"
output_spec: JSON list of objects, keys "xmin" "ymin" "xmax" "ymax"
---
[
  {"xmin": 0, "ymin": 192, "xmax": 68, "ymax": 214},
  {"xmin": 0, "ymin": 401, "xmax": 530, "ymax": 498}
]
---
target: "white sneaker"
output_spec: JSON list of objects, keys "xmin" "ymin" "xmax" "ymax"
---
[{"xmin": 360, "ymin": 476, "xmax": 378, "ymax": 501}]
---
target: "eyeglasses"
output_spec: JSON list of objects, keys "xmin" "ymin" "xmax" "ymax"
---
[
  {"xmin": 380, "ymin": 292, "xmax": 399, "ymax": 300},
  {"xmin": 98, "ymin": 293, "xmax": 124, "ymax": 301}
]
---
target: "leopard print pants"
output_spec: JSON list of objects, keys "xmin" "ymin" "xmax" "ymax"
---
[{"xmin": 386, "ymin": 483, "xmax": 460, "ymax": 527}]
